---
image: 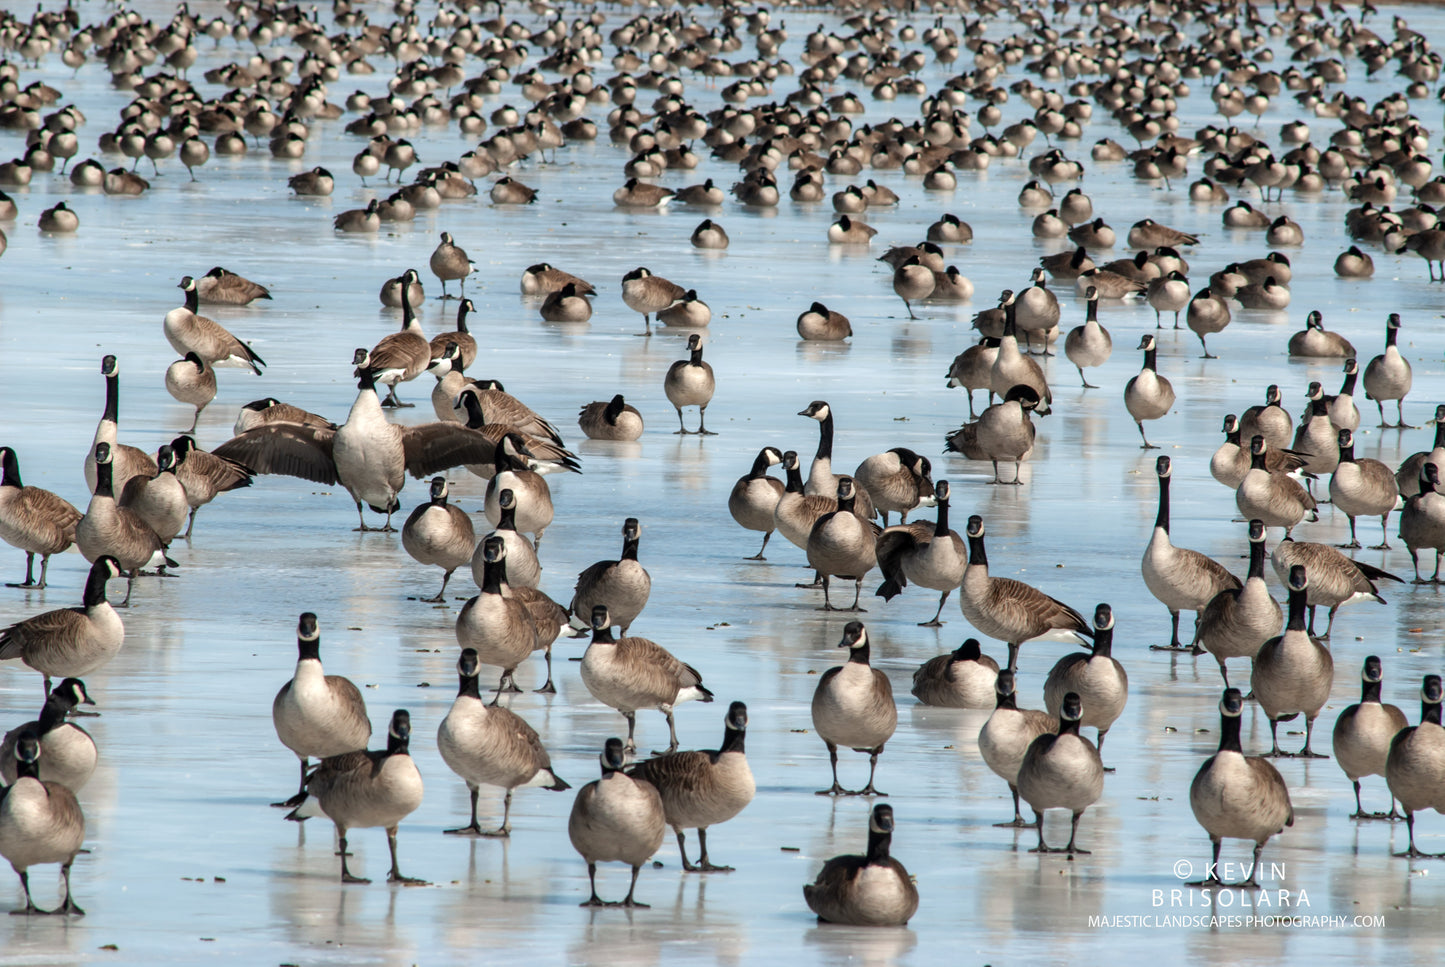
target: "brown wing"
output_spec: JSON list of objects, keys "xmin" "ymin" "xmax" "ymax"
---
[
  {"xmin": 366, "ymin": 331, "xmax": 430, "ymax": 371},
  {"xmin": 627, "ymin": 749, "xmax": 713, "ymax": 794},
  {"xmin": 1184, "ymin": 548, "xmax": 1243, "ymax": 592},
  {"xmin": 324, "ymin": 675, "xmax": 372, "ymax": 743},
  {"xmin": 0, "ymin": 607, "xmax": 88, "ymax": 659},
  {"xmin": 16, "ymin": 487, "xmax": 83, "ymax": 531},
  {"xmin": 620, "ymin": 636, "xmax": 703, "ymax": 690},
  {"xmin": 188, "ymin": 450, "xmax": 255, "ymax": 491},
  {"xmin": 944, "ymin": 421, "xmax": 985, "ymax": 459},
  {"xmin": 399, "ymin": 423, "xmax": 500, "ymax": 478},
  {"xmin": 213, "ymin": 424, "xmax": 338, "ymax": 484},
  {"xmin": 987, "ymin": 577, "xmax": 1091, "ymax": 637}
]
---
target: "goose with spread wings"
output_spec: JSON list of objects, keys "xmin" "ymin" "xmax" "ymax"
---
[{"xmin": 214, "ymin": 351, "xmax": 508, "ymax": 531}]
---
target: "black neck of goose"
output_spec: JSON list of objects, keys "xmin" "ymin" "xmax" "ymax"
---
[
  {"xmin": 458, "ymin": 672, "xmax": 482, "ymax": 700},
  {"xmin": 967, "ymin": 531, "xmax": 987, "ymax": 566},
  {"xmin": 1286, "ymin": 586, "xmax": 1307, "ymax": 632},
  {"xmin": 1003, "ymin": 300, "xmax": 1017, "ymax": 338},
  {"xmin": 37, "ymin": 692, "xmax": 71, "ymax": 733},
  {"xmin": 621, "ymin": 535, "xmax": 640, "ymax": 561},
  {"xmin": 591, "ymin": 624, "xmax": 615, "ymax": 645},
  {"xmin": 13, "ymin": 755, "xmax": 39, "ymax": 782},
  {"xmin": 387, "ymin": 729, "xmax": 410, "ymax": 756},
  {"xmin": 865, "ymin": 827, "xmax": 892, "ymax": 864},
  {"xmin": 1386, "ymin": 323, "xmax": 1398, "ymax": 348},
  {"xmin": 848, "ymin": 641, "xmax": 871, "ymax": 666},
  {"xmin": 1142, "ymin": 344, "xmax": 1157, "ymax": 372},
  {"xmin": 103, "ymin": 369, "xmax": 119, "ymax": 425},
  {"xmin": 689, "ymin": 344, "xmax": 704, "ymax": 365},
  {"xmin": 605, "ymin": 396, "xmax": 625, "ymax": 423},
  {"xmin": 1310, "ymin": 396, "xmax": 1328, "ymax": 417},
  {"xmin": 1225, "ymin": 424, "xmax": 1241, "ymax": 446},
  {"xmin": 401, "ymin": 294, "xmax": 416, "ymax": 329},
  {"xmin": 184, "ymin": 285, "xmax": 198, "ymax": 313},
  {"xmin": 1361, "ymin": 678, "xmax": 1382, "ymax": 704},
  {"xmin": 1340, "ymin": 440, "xmax": 1355, "ymax": 463},
  {"xmin": 816, "ymin": 412, "xmax": 833, "ymax": 461},
  {"xmin": 933, "ymin": 497, "xmax": 950, "ymax": 537},
  {"xmin": 784, "ymin": 460, "xmax": 804, "ymax": 494},
  {"xmin": 1434, "ymin": 420, "xmax": 1445, "ymax": 451},
  {"xmin": 431, "ymin": 489, "xmax": 447, "ymax": 507},
  {"xmin": 1219, "ymin": 711, "xmax": 1243, "ymax": 754},
  {"xmin": 1155, "ymin": 473, "xmax": 1171, "ymax": 533},
  {"xmin": 748, "ymin": 449, "xmax": 773, "ymax": 479},
  {"xmin": 1060, "ymin": 716, "xmax": 1081, "ymax": 737},
  {"xmin": 94, "ymin": 459, "xmax": 114, "ymax": 499},
  {"xmin": 1250, "ymin": 448, "xmax": 1266, "ymax": 471},
  {"xmin": 457, "ymin": 303, "xmax": 471, "ymax": 333},
  {"xmin": 481, "ymin": 557, "xmax": 506, "ymax": 594},
  {"xmin": 1247, "ymin": 539, "xmax": 1266, "ymax": 580},
  {"xmin": 1091, "ymin": 625, "xmax": 1113, "ymax": 658},
  {"xmin": 1085, "ymin": 296, "xmax": 1098, "ymax": 323},
  {"xmin": 297, "ymin": 636, "xmax": 320, "ymax": 662},
  {"xmin": 1423, "ymin": 699, "xmax": 1442, "ymax": 727},
  {"xmin": 995, "ymin": 689, "xmax": 1017, "ymax": 711},
  {"xmin": 1340, "ymin": 369, "xmax": 1357, "ymax": 395},
  {"xmin": 0, "ymin": 451, "xmax": 19, "ymax": 489},
  {"xmin": 497, "ymin": 502, "xmax": 517, "ymax": 532},
  {"xmin": 720, "ymin": 724, "xmax": 745, "ymax": 755}
]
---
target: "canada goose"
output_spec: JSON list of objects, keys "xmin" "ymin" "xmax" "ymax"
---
[
  {"xmin": 1188, "ymin": 517, "xmax": 1278, "ymax": 681},
  {"xmin": 1331, "ymin": 429, "xmax": 1399, "ymax": 548},
  {"xmin": 946, "ymin": 338, "xmax": 1001, "ymax": 419},
  {"xmin": 657, "ymin": 289, "xmax": 711, "ymax": 329},
  {"xmin": 285, "ymin": 709, "xmax": 426, "ymax": 885},
  {"xmin": 892, "ymin": 256, "xmax": 935, "ymax": 319},
  {"xmin": 1013, "ymin": 268, "xmax": 1061, "ymax": 354},
  {"xmin": 196, "ymin": 266, "xmax": 271, "ymax": 306},
  {"xmin": 1271, "ymin": 537, "xmax": 1401, "ymax": 638},
  {"xmin": 457, "ymin": 536, "xmax": 539, "ymax": 697},
  {"xmin": 0, "ymin": 733, "xmax": 86, "ymax": 915},
  {"xmin": 427, "ymin": 301, "xmax": 477, "ymax": 370},
  {"xmin": 401, "ymin": 478, "xmax": 475, "ymax": 603},
  {"xmin": 622, "ymin": 267, "xmax": 686, "ymax": 337},
  {"xmin": 383, "ymin": 140, "xmax": 417, "ymax": 181},
  {"xmin": 75, "ymin": 445, "xmax": 173, "ymax": 605},
  {"xmin": 911, "ymin": 635, "xmax": 998, "ymax": 710},
  {"xmin": 730, "ymin": 447, "xmax": 785, "ymax": 560},
  {"xmin": 37, "ymin": 201, "xmax": 78, "ymax": 233},
  {"xmin": 960, "ymin": 515, "xmax": 1090, "ymax": 672},
  {"xmin": 677, "ymin": 179, "xmax": 725, "ymax": 205},
  {"xmin": 1401, "ymin": 462, "xmax": 1445, "ymax": 582},
  {"xmin": 1068, "ymin": 217, "xmax": 1115, "ymax": 249},
  {"xmin": 0, "ymin": 447, "xmax": 82, "ymax": 589},
  {"xmin": 1291, "ymin": 384, "xmax": 1342, "ymax": 482},
  {"xmin": 1384, "ymin": 675, "xmax": 1445, "ymax": 857},
  {"xmin": 833, "ymin": 185, "xmax": 869, "ymax": 214},
  {"xmin": 452, "ymin": 381, "xmax": 564, "ymax": 446},
  {"xmin": 796, "ymin": 302, "xmax": 851, "ymax": 341},
  {"xmin": 1210, "ymin": 415, "xmax": 1308, "ymax": 489},
  {"xmin": 774, "ymin": 450, "xmax": 857, "ymax": 574},
  {"xmin": 1396, "ymin": 406, "xmax": 1445, "ymax": 498},
  {"xmin": 1128, "ymin": 218, "xmax": 1199, "ymax": 249},
  {"xmin": 359, "ymin": 293, "xmax": 431, "ymax": 408},
  {"xmin": 271, "ymin": 613, "xmax": 370, "ymax": 807},
  {"xmin": 796, "ymin": 400, "xmax": 875, "ymax": 515},
  {"xmin": 1187, "ymin": 688, "xmax": 1294, "ymax": 887},
  {"xmin": 479, "ymin": 433, "xmax": 556, "ymax": 545},
  {"xmin": 854, "ymin": 449, "xmax": 934, "ymax": 526},
  {"xmin": 1041, "ymin": 246, "xmax": 1095, "ymax": 282},
  {"xmin": 1141, "ymin": 270, "xmax": 1189, "ymax": 331},
  {"xmin": 569, "ymin": 737, "xmax": 666, "ymax": 907},
  {"xmin": 428, "ymin": 232, "xmax": 473, "ymax": 300},
  {"xmin": 520, "ymin": 263, "xmax": 595, "ymax": 298},
  {"xmin": 213, "ymin": 364, "xmax": 496, "ymax": 531},
  {"xmin": 1266, "ymin": 215, "xmax": 1304, "ymax": 247},
  {"xmin": 979, "ymin": 671, "xmax": 1058, "ymax": 826},
  {"xmin": 1239, "ymin": 385, "xmax": 1294, "ymax": 452},
  {"xmin": 690, "ymin": 219, "xmax": 729, "ymax": 250},
  {"xmin": 1364, "ymin": 314, "xmax": 1414, "ymax": 428},
  {"xmin": 568, "ymin": 517, "xmax": 652, "ymax": 635},
  {"xmin": 807, "ymin": 478, "xmax": 882, "ymax": 612},
  {"xmin": 438, "ymin": 648, "xmax": 569, "ymax": 836},
  {"xmin": 1064, "ymin": 286, "xmax": 1111, "ymax": 388},
  {"xmin": 1334, "ymin": 245, "xmax": 1375, "ymax": 279},
  {"xmin": 927, "ymin": 213, "xmax": 973, "ymax": 243},
  {"xmin": 167, "ymin": 435, "xmax": 253, "ymax": 538},
  {"xmin": 613, "ymin": 178, "xmax": 674, "ymax": 208},
  {"xmin": 117, "ymin": 446, "xmax": 187, "ymax": 547},
  {"xmin": 1237, "ymin": 436, "xmax": 1318, "ymax": 537},
  {"xmin": 1251, "ymin": 565, "xmax": 1334, "ymax": 758},
  {"xmin": 627, "ymin": 700, "xmax": 754, "ymax": 872},
  {"xmin": 1403, "ymin": 228, "xmax": 1445, "ymax": 280},
  {"xmin": 1043, "ymin": 605, "xmax": 1128, "ymax": 769},
  {"xmin": 580, "ymin": 605, "xmax": 714, "ymax": 753},
  {"xmin": 0, "ymin": 678, "xmax": 96, "ymax": 791},
  {"xmin": 381, "ymin": 271, "xmax": 424, "ymax": 308},
  {"xmin": 827, "ymin": 214, "xmax": 877, "ymax": 244},
  {"xmin": 875, "ymin": 479, "xmax": 966, "ymax": 626},
  {"xmin": 474, "ymin": 489, "xmax": 539, "ymax": 591},
  {"xmin": 1017, "ymin": 691, "xmax": 1104, "ymax": 854},
  {"xmin": 457, "ymin": 393, "xmax": 581, "ymax": 477},
  {"xmin": 1125, "ymin": 334, "xmax": 1175, "ymax": 449},
  {"xmin": 1326, "ymin": 359, "xmax": 1362, "ymax": 432},
  {"xmin": 334, "ymin": 198, "xmax": 381, "ymax": 232},
  {"xmin": 944, "ymin": 385, "xmax": 1045, "ymax": 485},
  {"xmin": 288, "ymin": 165, "xmax": 334, "ymax": 196},
  {"xmin": 1223, "ymin": 200, "xmax": 1271, "ymax": 228},
  {"xmin": 664, "ymin": 333, "xmax": 716, "ymax": 434},
  {"xmin": 0, "ymin": 557, "xmax": 123, "ymax": 696},
  {"xmin": 990, "ymin": 293, "xmax": 1052, "ymax": 406},
  {"xmin": 811, "ymin": 622, "xmax": 896, "ymax": 796},
  {"xmin": 1334, "ymin": 656, "xmax": 1409, "ymax": 820},
  {"xmin": 103, "ymin": 168, "xmax": 148, "ymax": 196},
  {"xmin": 577, "ymin": 395, "xmax": 643, "ymax": 442},
  {"xmin": 803, "ymin": 803, "xmax": 918, "ymax": 926},
  {"xmin": 165, "ymin": 277, "xmax": 265, "ymax": 374},
  {"xmin": 534, "ymin": 281, "xmax": 591, "ymax": 323},
  {"xmin": 163, "ymin": 353, "xmax": 216, "ymax": 433}
]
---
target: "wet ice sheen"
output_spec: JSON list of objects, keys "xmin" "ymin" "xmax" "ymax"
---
[{"xmin": 2, "ymin": 0, "xmax": 1445, "ymax": 964}]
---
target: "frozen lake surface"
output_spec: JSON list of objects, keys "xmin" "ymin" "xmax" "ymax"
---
[{"xmin": 3, "ymin": 0, "xmax": 1445, "ymax": 964}]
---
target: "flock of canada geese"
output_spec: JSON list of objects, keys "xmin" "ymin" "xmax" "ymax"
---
[{"xmin": 3, "ymin": 0, "xmax": 1445, "ymax": 943}]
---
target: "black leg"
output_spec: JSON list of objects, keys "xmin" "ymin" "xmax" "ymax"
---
[
  {"xmin": 695, "ymin": 828, "xmax": 734, "ymax": 872},
  {"xmin": 621, "ymin": 864, "xmax": 649, "ymax": 907},
  {"xmin": 816, "ymin": 743, "xmax": 847, "ymax": 795},
  {"xmin": 386, "ymin": 826, "xmax": 428, "ymax": 885},
  {"xmin": 675, "ymin": 827, "xmax": 697, "ymax": 871},
  {"xmin": 445, "ymin": 787, "xmax": 485, "ymax": 835},
  {"xmin": 581, "ymin": 863, "xmax": 605, "ymax": 906},
  {"xmin": 857, "ymin": 746, "xmax": 887, "ymax": 796},
  {"xmin": 994, "ymin": 783, "xmax": 1035, "ymax": 827},
  {"xmin": 339, "ymin": 832, "xmax": 369, "ymax": 883},
  {"xmin": 744, "ymin": 531, "xmax": 772, "ymax": 561},
  {"xmin": 1064, "ymin": 810, "xmax": 1091, "ymax": 854}
]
